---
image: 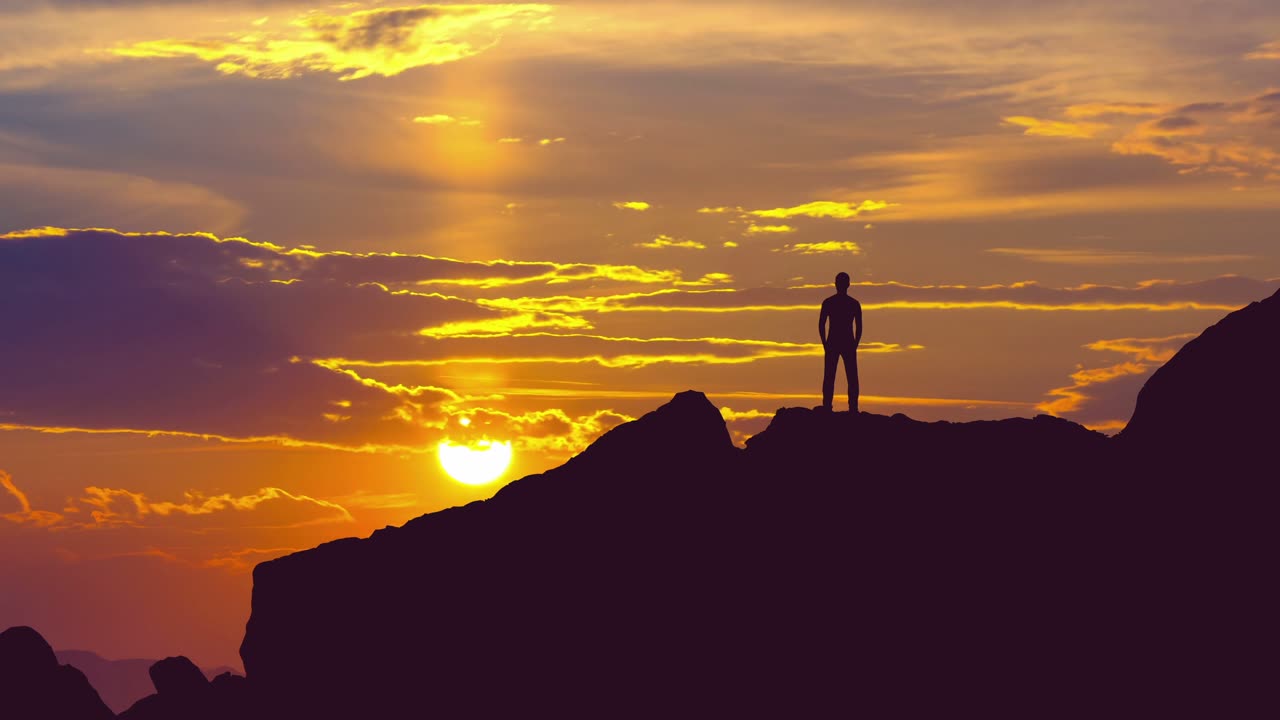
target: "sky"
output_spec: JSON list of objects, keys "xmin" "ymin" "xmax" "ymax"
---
[{"xmin": 2, "ymin": 0, "xmax": 1279, "ymax": 669}]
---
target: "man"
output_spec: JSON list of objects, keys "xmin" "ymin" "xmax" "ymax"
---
[{"xmin": 818, "ymin": 271, "xmax": 862, "ymax": 412}]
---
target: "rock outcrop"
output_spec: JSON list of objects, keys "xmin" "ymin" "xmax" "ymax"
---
[
  {"xmin": 1120, "ymin": 287, "xmax": 1280, "ymax": 467},
  {"xmin": 117, "ymin": 656, "xmax": 248, "ymax": 720},
  {"xmin": 54, "ymin": 650, "xmax": 239, "ymax": 715},
  {"xmin": 0, "ymin": 626, "xmax": 114, "ymax": 720},
  {"xmin": 233, "ymin": 290, "xmax": 1279, "ymax": 717}
]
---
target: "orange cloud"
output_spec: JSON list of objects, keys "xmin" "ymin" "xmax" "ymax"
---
[
  {"xmin": 1038, "ymin": 333, "xmax": 1196, "ymax": 431},
  {"xmin": 1003, "ymin": 116, "xmax": 1108, "ymax": 138},
  {"xmin": 76, "ymin": 486, "xmax": 353, "ymax": 528},
  {"xmin": 612, "ymin": 201, "xmax": 651, "ymax": 211},
  {"xmin": 451, "ymin": 406, "xmax": 632, "ymax": 456},
  {"xmin": 1, "ymin": 470, "xmax": 63, "ymax": 527},
  {"xmin": 1064, "ymin": 102, "xmax": 1173, "ymax": 119},
  {"xmin": 203, "ymin": 547, "xmax": 301, "ymax": 574},
  {"xmin": 1246, "ymin": 40, "xmax": 1280, "ymax": 60},
  {"xmin": 112, "ymin": 4, "xmax": 554, "ymax": 81}
]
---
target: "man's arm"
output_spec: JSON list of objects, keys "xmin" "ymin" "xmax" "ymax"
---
[
  {"xmin": 853, "ymin": 300, "xmax": 863, "ymax": 346},
  {"xmin": 818, "ymin": 302, "xmax": 829, "ymax": 346}
]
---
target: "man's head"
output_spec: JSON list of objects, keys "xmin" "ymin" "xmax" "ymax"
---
[{"xmin": 835, "ymin": 272, "xmax": 850, "ymax": 292}]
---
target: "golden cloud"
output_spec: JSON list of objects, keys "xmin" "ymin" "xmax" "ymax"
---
[
  {"xmin": 414, "ymin": 114, "xmax": 482, "ymax": 126},
  {"xmin": 776, "ymin": 241, "xmax": 862, "ymax": 255},
  {"xmin": 748, "ymin": 200, "xmax": 894, "ymax": 220},
  {"xmin": 112, "ymin": 4, "xmax": 554, "ymax": 81},
  {"xmin": 416, "ymin": 312, "xmax": 591, "ymax": 338},
  {"xmin": 1003, "ymin": 115, "xmax": 1108, "ymax": 138},
  {"xmin": 745, "ymin": 224, "xmax": 796, "ymax": 234},
  {"xmin": 613, "ymin": 201, "xmax": 651, "ymax": 211},
  {"xmin": 636, "ymin": 234, "xmax": 706, "ymax": 250}
]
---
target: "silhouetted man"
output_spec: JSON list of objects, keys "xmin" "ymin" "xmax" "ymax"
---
[{"xmin": 819, "ymin": 272, "xmax": 862, "ymax": 412}]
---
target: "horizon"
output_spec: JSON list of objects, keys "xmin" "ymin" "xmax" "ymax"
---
[{"xmin": 3, "ymin": 0, "xmax": 1280, "ymax": 670}]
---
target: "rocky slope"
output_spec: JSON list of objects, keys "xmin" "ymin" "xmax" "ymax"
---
[
  {"xmin": 235, "ymin": 288, "xmax": 1278, "ymax": 718},
  {"xmin": 1120, "ymin": 287, "xmax": 1280, "ymax": 466}
]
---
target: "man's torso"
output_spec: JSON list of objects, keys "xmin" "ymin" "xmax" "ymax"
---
[{"xmin": 823, "ymin": 294, "xmax": 859, "ymax": 342}]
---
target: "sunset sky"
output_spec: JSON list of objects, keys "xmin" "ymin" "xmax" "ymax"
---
[{"xmin": 2, "ymin": 0, "xmax": 1279, "ymax": 669}]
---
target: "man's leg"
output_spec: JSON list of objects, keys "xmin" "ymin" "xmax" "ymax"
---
[
  {"xmin": 844, "ymin": 346, "xmax": 859, "ymax": 413},
  {"xmin": 822, "ymin": 346, "xmax": 838, "ymax": 409}
]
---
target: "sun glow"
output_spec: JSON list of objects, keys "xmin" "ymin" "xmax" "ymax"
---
[{"xmin": 437, "ymin": 439, "xmax": 514, "ymax": 486}]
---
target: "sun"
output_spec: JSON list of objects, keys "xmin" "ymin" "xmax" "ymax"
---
[{"xmin": 437, "ymin": 439, "xmax": 514, "ymax": 486}]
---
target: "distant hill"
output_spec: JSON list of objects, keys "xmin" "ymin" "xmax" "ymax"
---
[
  {"xmin": 54, "ymin": 650, "xmax": 238, "ymax": 714},
  {"xmin": 8, "ymin": 287, "xmax": 1278, "ymax": 718}
]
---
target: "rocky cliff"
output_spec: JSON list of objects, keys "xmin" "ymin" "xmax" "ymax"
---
[{"xmin": 235, "ymin": 288, "xmax": 1278, "ymax": 718}]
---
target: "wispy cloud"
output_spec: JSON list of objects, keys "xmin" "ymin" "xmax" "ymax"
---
[
  {"xmin": 988, "ymin": 248, "xmax": 1254, "ymax": 265},
  {"xmin": 612, "ymin": 201, "xmax": 651, "ymax": 211},
  {"xmin": 745, "ymin": 224, "xmax": 796, "ymax": 234},
  {"xmin": 1038, "ymin": 333, "xmax": 1197, "ymax": 431},
  {"xmin": 1245, "ymin": 40, "xmax": 1280, "ymax": 60},
  {"xmin": 483, "ymin": 277, "xmax": 1278, "ymax": 315},
  {"xmin": 776, "ymin": 241, "xmax": 862, "ymax": 255},
  {"xmin": 1064, "ymin": 102, "xmax": 1173, "ymax": 119},
  {"xmin": 1, "ymin": 470, "xmax": 63, "ymax": 527},
  {"xmin": 636, "ymin": 234, "xmax": 705, "ymax": 250},
  {"xmin": 414, "ymin": 114, "xmax": 482, "ymax": 127},
  {"xmin": 748, "ymin": 200, "xmax": 894, "ymax": 220},
  {"xmin": 111, "ymin": 4, "xmax": 554, "ymax": 80},
  {"xmin": 1003, "ymin": 115, "xmax": 1108, "ymax": 138},
  {"xmin": 77, "ymin": 485, "xmax": 354, "ymax": 528}
]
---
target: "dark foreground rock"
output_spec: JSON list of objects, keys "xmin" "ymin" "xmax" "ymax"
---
[
  {"xmin": 0, "ymin": 626, "xmax": 114, "ymax": 720},
  {"xmin": 54, "ymin": 650, "xmax": 239, "ymax": 715},
  {"xmin": 117, "ymin": 656, "xmax": 248, "ymax": 720}
]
